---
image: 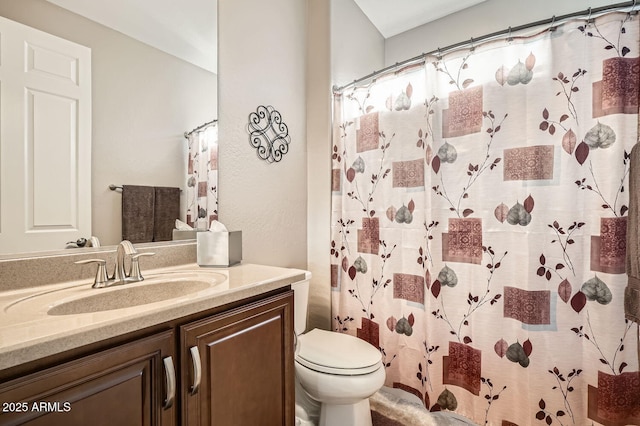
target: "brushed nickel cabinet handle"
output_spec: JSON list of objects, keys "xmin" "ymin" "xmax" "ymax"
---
[
  {"xmin": 162, "ymin": 356, "xmax": 176, "ymax": 409},
  {"xmin": 189, "ymin": 346, "xmax": 202, "ymax": 395}
]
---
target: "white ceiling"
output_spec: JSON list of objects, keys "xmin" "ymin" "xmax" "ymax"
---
[
  {"xmin": 354, "ymin": 0, "xmax": 488, "ymax": 38},
  {"xmin": 44, "ymin": 0, "xmax": 485, "ymax": 74},
  {"xmin": 45, "ymin": 0, "xmax": 218, "ymax": 73}
]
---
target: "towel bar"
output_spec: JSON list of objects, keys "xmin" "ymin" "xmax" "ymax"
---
[{"xmin": 109, "ymin": 184, "xmax": 182, "ymax": 192}]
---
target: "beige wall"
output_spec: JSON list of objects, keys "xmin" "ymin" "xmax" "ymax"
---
[
  {"xmin": 302, "ymin": 0, "xmax": 385, "ymax": 330},
  {"xmin": 216, "ymin": 0, "xmax": 383, "ymax": 330},
  {"xmin": 0, "ymin": 0, "xmax": 217, "ymax": 247},
  {"xmin": 331, "ymin": 0, "xmax": 385, "ymax": 88},
  {"xmin": 217, "ymin": 0, "xmax": 307, "ymax": 270},
  {"xmin": 306, "ymin": 0, "xmax": 332, "ymax": 331},
  {"xmin": 385, "ymin": 0, "xmax": 623, "ymax": 65}
]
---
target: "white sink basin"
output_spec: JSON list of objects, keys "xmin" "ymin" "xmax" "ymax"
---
[
  {"xmin": 5, "ymin": 271, "xmax": 227, "ymax": 316},
  {"xmin": 48, "ymin": 279, "xmax": 211, "ymax": 315}
]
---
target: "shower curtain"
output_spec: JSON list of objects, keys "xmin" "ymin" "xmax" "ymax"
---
[
  {"xmin": 186, "ymin": 123, "xmax": 218, "ymax": 230},
  {"xmin": 331, "ymin": 12, "xmax": 639, "ymax": 426}
]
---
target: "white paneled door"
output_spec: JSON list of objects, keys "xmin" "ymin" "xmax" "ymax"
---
[{"xmin": 0, "ymin": 16, "xmax": 91, "ymax": 254}]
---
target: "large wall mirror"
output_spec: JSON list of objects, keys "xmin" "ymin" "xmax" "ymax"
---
[{"xmin": 0, "ymin": 0, "xmax": 218, "ymax": 257}]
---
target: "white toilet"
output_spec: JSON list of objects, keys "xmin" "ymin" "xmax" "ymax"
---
[{"xmin": 292, "ymin": 272, "xmax": 386, "ymax": 426}]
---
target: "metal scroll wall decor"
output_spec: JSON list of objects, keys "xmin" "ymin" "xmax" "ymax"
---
[{"xmin": 247, "ymin": 105, "xmax": 290, "ymax": 163}]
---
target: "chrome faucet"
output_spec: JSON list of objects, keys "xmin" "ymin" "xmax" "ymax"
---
[
  {"xmin": 113, "ymin": 240, "xmax": 136, "ymax": 282},
  {"xmin": 75, "ymin": 240, "xmax": 154, "ymax": 288}
]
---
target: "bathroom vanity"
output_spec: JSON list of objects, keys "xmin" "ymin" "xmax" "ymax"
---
[{"xmin": 0, "ymin": 263, "xmax": 302, "ymax": 426}]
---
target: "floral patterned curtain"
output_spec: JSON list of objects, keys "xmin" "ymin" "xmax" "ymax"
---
[
  {"xmin": 331, "ymin": 12, "xmax": 639, "ymax": 425},
  {"xmin": 186, "ymin": 123, "xmax": 218, "ymax": 230}
]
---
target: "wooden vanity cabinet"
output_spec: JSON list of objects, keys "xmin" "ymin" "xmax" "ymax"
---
[
  {"xmin": 0, "ymin": 330, "xmax": 176, "ymax": 426},
  {"xmin": 181, "ymin": 291, "xmax": 295, "ymax": 426},
  {"xmin": 0, "ymin": 290, "xmax": 294, "ymax": 426}
]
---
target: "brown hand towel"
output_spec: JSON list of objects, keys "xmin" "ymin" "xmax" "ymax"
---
[
  {"xmin": 153, "ymin": 186, "xmax": 181, "ymax": 242},
  {"xmin": 122, "ymin": 185, "xmax": 155, "ymax": 243},
  {"xmin": 625, "ymin": 143, "xmax": 640, "ymax": 324}
]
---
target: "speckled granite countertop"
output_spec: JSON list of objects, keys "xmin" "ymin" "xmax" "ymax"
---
[{"xmin": 0, "ymin": 263, "xmax": 306, "ymax": 371}]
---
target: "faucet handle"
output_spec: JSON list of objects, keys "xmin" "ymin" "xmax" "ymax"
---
[
  {"xmin": 75, "ymin": 259, "xmax": 110, "ymax": 288},
  {"xmin": 129, "ymin": 252, "xmax": 155, "ymax": 282}
]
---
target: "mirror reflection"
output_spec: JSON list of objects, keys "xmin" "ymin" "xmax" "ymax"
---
[{"xmin": 0, "ymin": 0, "xmax": 218, "ymax": 256}]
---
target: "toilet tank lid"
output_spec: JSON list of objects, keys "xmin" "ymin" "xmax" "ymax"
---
[{"xmin": 297, "ymin": 329, "xmax": 381, "ymax": 370}]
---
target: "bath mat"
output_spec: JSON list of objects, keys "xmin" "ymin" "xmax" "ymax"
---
[{"xmin": 370, "ymin": 387, "xmax": 478, "ymax": 426}]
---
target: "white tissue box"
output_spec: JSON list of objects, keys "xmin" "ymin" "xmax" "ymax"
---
[
  {"xmin": 197, "ymin": 231, "xmax": 242, "ymax": 267},
  {"xmin": 172, "ymin": 229, "xmax": 198, "ymax": 240}
]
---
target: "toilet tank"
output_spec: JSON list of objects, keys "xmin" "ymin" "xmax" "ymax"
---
[{"xmin": 291, "ymin": 271, "xmax": 312, "ymax": 336}]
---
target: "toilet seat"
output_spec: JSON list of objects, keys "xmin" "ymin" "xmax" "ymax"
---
[{"xmin": 295, "ymin": 329, "xmax": 382, "ymax": 376}]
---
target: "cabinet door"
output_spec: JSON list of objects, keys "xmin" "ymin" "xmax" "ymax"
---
[
  {"xmin": 181, "ymin": 291, "xmax": 294, "ymax": 426},
  {"xmin": 0, "ymin": 331, "xmax": 176, "ymax": 426}
]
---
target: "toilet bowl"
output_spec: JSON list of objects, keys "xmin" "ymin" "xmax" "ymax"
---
[{"xmin": 292, "ymin": 273, "xmax": 385, "ymax": 426}]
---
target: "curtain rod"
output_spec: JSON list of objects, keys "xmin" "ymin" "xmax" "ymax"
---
[
  {"xmin": 333, "ymin": 0, "xmax": 638, "ymax": 93},
  {"xmin": 184, "ymin": 119, "xmax": 218, "ymax": 138}
]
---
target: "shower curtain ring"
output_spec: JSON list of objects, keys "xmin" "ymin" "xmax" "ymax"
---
[
  {"xmin": 506, "ymin": 26, "xmax": 513, "ymax": 42},
  {"xmin": 469, "ymin": 37, "xmax": 475, "ymax": 52},
  {"xmin": 587, "ymin": 7, "xmax": 593, "ymax": 23},
  {"xmin": 437, "ymin": 47, "xmax": 442, "ymax": 60},
  {"xmin": 549, "ymin": 15, "xmax": 557, "ymax": 32}
]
